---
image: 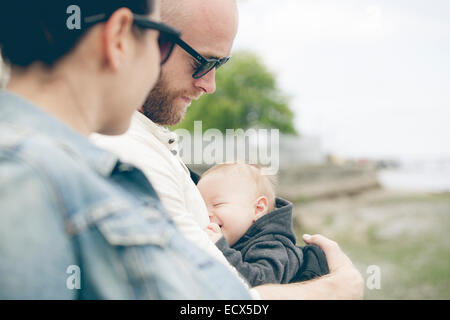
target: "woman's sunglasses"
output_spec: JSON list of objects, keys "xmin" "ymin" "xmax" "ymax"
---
[{"xmin": 84, "ymin": 13, "xmax": 181, "ymax": 65}]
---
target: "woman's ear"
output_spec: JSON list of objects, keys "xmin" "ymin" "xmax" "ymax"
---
[
  {"xmin": 102, "ymin": 8, "xmax": 134, "ymax": 71},
  {"xmin": 253, "ymin": 196, "xmax": 268, "ymax": 222}
]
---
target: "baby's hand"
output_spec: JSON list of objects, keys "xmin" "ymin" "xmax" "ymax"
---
[{"xmin": 205, "ymin": 222, "xmax": 223, "ymax": 243}]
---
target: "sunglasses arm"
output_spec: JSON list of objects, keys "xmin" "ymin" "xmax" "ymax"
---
[{"xmin": 175, "ymin": 38, "xmax": 208, "ymax": 64}]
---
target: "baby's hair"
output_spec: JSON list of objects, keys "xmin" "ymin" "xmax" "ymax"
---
[{"xmin": 201, "ymin": 162, "xmax": 277, "ymax": 212}]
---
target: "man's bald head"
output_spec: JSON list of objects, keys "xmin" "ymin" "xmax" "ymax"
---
[
  {"xmin": 141, "ymin": 0, "xmax": 239, "ymax": 126},
  {"xmin": 160, "ymin": 0, "xmax": 184, "ymax": 26},
  {"xmin": 161, "ymin": 0, "xmax": 239, "ymax": 30},
  {"xmin": 161, "ymin": 0, "xmax": 238, "ymax": 57}
]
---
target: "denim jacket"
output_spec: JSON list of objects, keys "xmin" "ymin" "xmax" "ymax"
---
[{"xmin": 0, "ymin": 91, "xmax": 251, "ymax": 300}]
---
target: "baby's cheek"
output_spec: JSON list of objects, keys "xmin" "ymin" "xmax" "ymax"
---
[{"xmin": 221, "ymin": 229, "xmax": 232, "ymax": 246}]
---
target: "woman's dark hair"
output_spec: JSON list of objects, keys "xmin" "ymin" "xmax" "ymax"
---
[{"xmin": 0, "ymin": 0, "xmax": 154, "ymax": 67}]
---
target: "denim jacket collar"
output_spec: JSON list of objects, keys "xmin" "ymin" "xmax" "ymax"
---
[{"xmin": 0, "ymin": 90, "xmax": 119, "ymax": 177}]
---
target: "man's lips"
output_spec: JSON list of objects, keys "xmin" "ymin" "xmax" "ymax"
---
[{"xmin": 181, "ymin": 93, "xmax": 203, "ymax": 104}]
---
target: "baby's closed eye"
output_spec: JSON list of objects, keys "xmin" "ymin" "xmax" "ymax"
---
[{"xmin": 213, "ymin": 202, "xmax": 227, "ymax": 208}]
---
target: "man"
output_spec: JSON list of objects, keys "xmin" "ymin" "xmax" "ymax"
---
[{"xmin": 93, "ymin": 0, "xmax": 363, "ymax": 299}]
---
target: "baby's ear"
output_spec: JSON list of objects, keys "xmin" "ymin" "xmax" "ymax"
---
[{"xmin": 253, "ymin": 196, "xmax": 269, "ymax": 221}]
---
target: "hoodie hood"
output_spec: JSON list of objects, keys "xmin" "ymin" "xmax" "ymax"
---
[{"xmin": 232, "ymin": 197, "xmax": 296, "ymax": 251}]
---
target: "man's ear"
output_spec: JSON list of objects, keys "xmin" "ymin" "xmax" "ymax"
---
[
  {"xmin": 253, "ymin": 196, "xmax": 268, "ymax": 222},
  {"xmin": 101, "ymin": 8, "xmax": 134, "ymax": 71}
]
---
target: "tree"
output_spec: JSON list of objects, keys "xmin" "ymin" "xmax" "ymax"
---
[{"xmin": 172, "ymin": 51, "xmax": 297, "ymax": 135}]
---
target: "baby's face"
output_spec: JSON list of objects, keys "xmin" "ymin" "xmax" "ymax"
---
[{"xmin": 197, "ymin": 170, "xmax": 257, "ymax": 246}]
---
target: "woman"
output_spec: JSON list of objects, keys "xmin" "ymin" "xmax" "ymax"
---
[{"xmin": 0, "ymin": 0, "xmax": 251, "ymax": 299}]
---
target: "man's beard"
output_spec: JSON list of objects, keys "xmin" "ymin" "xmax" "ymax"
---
[{"xmin": 141, "ymin": 74, "xmax": 188, "ymax": 126}]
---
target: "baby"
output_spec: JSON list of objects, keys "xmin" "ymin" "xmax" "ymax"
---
[{"xmin": 197, "ymin": 162, "xmax": 329, "ymax": 287}]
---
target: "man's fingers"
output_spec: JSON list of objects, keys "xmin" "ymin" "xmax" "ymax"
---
[
  {"xmin": 303, "ymin": 234, "xmax": 352, "ymax": 271},
  {"xmin": 303, "ymin": 234, "xmax": 338, "ymax": 249},
  {"xmin": 303, "ymin": 234, "xmax": 364, "ymax": 299},
  {"xmin": 207, "ymin": 222, "xmax": 221, "ymax": 233}
]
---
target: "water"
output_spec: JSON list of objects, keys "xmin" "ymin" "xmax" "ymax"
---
[{"xmin": 377, "ymin": 159, "xmax": 450, "ymax": 193}]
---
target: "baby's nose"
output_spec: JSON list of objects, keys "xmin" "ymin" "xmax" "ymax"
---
[{"xmin": 209, "ymin": 214, "xmax": 220, "ymax": 225}]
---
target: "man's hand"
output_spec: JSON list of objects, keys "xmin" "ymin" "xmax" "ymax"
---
[
  {"xmin": 302, "ymin": 234, "xmax": 364, "ymax": 299},
  {"xmin": 255, "ymin": 234, "xmax": 364, "ymax": 300},
  {"xmin": 205, "ymin": 222, "xmax": 223, "ymax": 244}
]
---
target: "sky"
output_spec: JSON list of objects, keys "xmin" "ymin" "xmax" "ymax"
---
[{"xmin": 233, "ymin": 0, "xmax": 450, "ymax": 160}]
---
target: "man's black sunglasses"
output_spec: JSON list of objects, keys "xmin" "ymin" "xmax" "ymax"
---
[
  {"xmin": 84, "ymin": 13, "xmax": 181, "ymax": 65},
  {"xmin": 174, "ymin": 38, "xmax": 231, "ymax": 79}
]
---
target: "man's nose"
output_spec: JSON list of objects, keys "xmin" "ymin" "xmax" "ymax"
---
[{"xmin": 194, "ymin": 68, "xmax": 216, "ymax": 94}]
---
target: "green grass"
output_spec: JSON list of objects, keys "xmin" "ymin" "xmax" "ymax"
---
[{"xmin": 293, "ymin": 190, "xmax": 450, "ymax": 299}]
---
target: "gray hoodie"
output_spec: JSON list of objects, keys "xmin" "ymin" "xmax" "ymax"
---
[{"xmin": 216, "ymin": 198, "xmax": 306, "ymax": 286}]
